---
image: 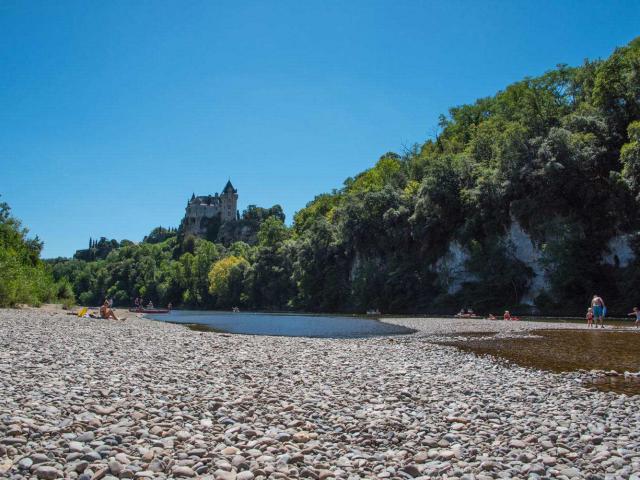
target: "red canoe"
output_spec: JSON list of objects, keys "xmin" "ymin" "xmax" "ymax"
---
[{"xmin": 129, "ymin": 308, "xmax": 171, "ymax": 314}]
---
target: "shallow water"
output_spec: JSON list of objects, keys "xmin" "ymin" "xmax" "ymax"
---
[
  {"xmin": 521, "ymin": 316, "xmax": 636, "ymax": 328},
  {"xmin": 439, "ymin": 329, "xmax": 640, "ymax": 395},
  {"xmin": 146, "ymin": 310, "xmax": 415, "ymax": 338}
]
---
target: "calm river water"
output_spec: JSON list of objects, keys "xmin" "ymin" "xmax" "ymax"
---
[{"xmin": 145, "ymin": 310, "xmax": 415, "ymax": 338}]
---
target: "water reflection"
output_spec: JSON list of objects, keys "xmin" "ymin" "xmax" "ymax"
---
[{"xmin": 439, "ymin": 329, "xmax": 640, "ymax": 395}]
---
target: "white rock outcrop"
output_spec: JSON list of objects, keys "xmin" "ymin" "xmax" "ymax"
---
[
  {"xmin": 603, "ymin": 235, "xmax": 635, "ymax": 268},
  {"xmin": 434, "ymin": 242, "xmax": 477, "ymax": 294},
  {"xmin": 505, "ymin": 221, "xmax": 547, "ymax": 306}
]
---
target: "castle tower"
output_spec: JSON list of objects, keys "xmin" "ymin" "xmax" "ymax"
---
[{"xmin": 220, "ymin": 180, "xmax": 238, "ymax": 222}]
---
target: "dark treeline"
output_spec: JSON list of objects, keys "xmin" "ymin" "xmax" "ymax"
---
[{"xmin": 43, "ymin": 38, "xmax": 640, "ymax": 315}]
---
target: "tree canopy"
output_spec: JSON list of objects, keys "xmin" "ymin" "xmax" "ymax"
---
[{"xmin": 0, "ymin": 199, "xmax": 73, "ymax": 307}]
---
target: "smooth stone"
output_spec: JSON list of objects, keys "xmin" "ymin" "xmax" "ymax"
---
[
  {"xmin": 75, "ymin": 432, "xmax": 95, "ymax": 443},
  {"xmin": 438, "ymin": 450, "xmax": 456, "ymax": 460},
  {"xmin": 32, "ymin": 454, "xmax": 51, "ymax": 464},
  {"xmin": 148, "ymin": 461, "xmax": 164, "ymax": 473},
  {"xmin": 172, "ymin": 466, "xmax": 196, "ymax": 477},
  {"xmin": 413, "ymin": 452, "xmax": 428, "ymax": 464},
  {"xmin": 36, "ymin": 466, "xmax": 63, "ymax": 480},
  {"xmin": 68, "ymin": 441, "xmax": 85, "ymax": 452},
  {"xmin": 560, "ymin": 467, "xmax": 582, "ymax": 478},
  {"xmin": 509, "ymin": 439, "xmax": 526, "ymax": 448},
  {"xmin": 214, "ymin": 470, "xmax": 237, "ymax": 480},
  {"xmin": 109, "ymin": 461, "xmax": 123, "ymax": 475},
  {"xmin": 221, "ymin": 446, "xmax": 240, "ymax": 456},
  {"xmin": 401, "ymin": 465, "xmax": 421, "ymax": 477},
  {"xmin": 292, "ymin": 432, "xmax": 310, "ymax": 443}
]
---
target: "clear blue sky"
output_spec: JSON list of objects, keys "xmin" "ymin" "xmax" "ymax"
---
[{"xmin": 1, "ymin": 1, "xmax": 638, "ymax": 258}]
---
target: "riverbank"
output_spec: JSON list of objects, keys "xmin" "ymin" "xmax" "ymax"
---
[{"xmin": 1, "ymin": 308, "xmax": 638, "ymax": 479}]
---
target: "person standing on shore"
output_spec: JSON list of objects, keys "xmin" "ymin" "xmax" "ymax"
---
[
  {"xmin": 586, "ymin": 307, "xmax": 594, "ymax": 328},
  {"xmin": 591, "ymin": 294, "xmax": 606, "ymax": 328},
  {"xmin": 627, "ymin": 307, "xmax": 640, "ymax": 328}
]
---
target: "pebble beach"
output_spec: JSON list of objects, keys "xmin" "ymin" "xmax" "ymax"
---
[{"xmin": 0, "ymin": 309, "xmax": 639, "ymax": 480}]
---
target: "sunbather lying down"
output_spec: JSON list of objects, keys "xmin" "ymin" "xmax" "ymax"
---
[{"xmin": 100, "ymin": 300, "xmax": 124, "ymax": 321}]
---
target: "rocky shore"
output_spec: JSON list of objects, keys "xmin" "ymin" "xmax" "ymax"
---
[{"xmin": 0, "ymin": 309, "xmax": 638, "ymax": 480}]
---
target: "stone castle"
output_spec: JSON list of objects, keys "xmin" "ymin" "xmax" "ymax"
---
[{"xmin": 181, "ymin": 180, "xmax": 239, "ymax": 236}]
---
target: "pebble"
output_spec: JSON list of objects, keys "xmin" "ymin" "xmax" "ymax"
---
[
  {"xmin": 172, "ymin": 466, "xmax": 196, "ymax": 477},
  {"xmin": 35, "ymin": 466, "xmax": 63, "ymax": 479},
  {"xmin": 0, "ymin": 309, "xmax": 637, "ymax": 479}
]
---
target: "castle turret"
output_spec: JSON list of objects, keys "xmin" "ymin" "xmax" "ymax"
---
[
  {"xmin": 220, "ymin": 180, "xmax": 238, "ymax": 222},
  {"xmin": 223, "ymin": 180, "xmax": 236, "ymax": 194}
]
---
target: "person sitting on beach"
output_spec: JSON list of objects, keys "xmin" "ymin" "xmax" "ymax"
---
[
  {"xmin": 586, "ymin": 307, "xmax": 594, "ymax": 328},
  {"xmin": 627, "ymin": 307, "xmax": 640, "ymax": 329},
  {"xmin": 503, "ymin": 310, "xmax": 512, "ymax": 321},
  {"xmin": 100, "ymin": 300, "xmax": 123, "ymax": 321},
  {"xmin": 591, "ymin": 294, "xmax": 606, "ymax": 328},
  {"xmin": 147, "ymin": 300, "xmax": 154, "ymax": 309}
]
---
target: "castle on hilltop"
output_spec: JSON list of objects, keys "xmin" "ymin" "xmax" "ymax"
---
[{"xmin": 181, "ymin": 180, "xmax": 239, "ymax": 236}]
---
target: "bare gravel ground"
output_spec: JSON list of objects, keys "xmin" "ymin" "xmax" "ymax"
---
[
  {"xmin": 383, "ymin": 316, "xmax": 615, "ymax": 336},
  {"xmin": 0, "ymin": 309, "xmax": 638, "ymax": 480}
]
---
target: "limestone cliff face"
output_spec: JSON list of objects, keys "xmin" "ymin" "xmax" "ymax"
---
[
  {"xmin": 431, "ymin": 222, "xmax": 637, "ymax": 308},
  {"xmin": 216, "ymin": 221, "xmax": 259, "ymax": 246},
  {"xmin": 603, "ymin": 235, "xmax": 635, "ymax": 268},
  {"xmin": 433, "ymin": 242, "xmax": 476, "ymax": 295},
  {"xmin": 504, "ymin": 221, "xmax": 547, "ymax": 306}
]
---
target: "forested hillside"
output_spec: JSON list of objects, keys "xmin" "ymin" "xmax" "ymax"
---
[
  {"xmin": 0, "ymin": 200, "xmax": 74, "ymax": 307},
  {"xmin": 51, "ymin": 38, "xmax": 640, "ymax": 315}
]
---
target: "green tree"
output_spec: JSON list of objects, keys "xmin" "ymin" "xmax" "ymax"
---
[{"xmin": 208, "ymin": 255, "xmax": 249, "ymax": 307}]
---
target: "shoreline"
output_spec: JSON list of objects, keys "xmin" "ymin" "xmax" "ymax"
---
[
  {"xmin": 41, "ymin": 303, "xmax": 640, "ymax": 325},
  {"xmin": 1, "ymin": 307, "xmax": 639, "ymax": 479}
]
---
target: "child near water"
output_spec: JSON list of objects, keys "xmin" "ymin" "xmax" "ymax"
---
[
  {"xmin": 586, "ymin": 307, "xmax": 594, "ymax": 328},
  {"xmin": 627, "ymin": 307, "xmax": 640, "ymax": 328}
]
